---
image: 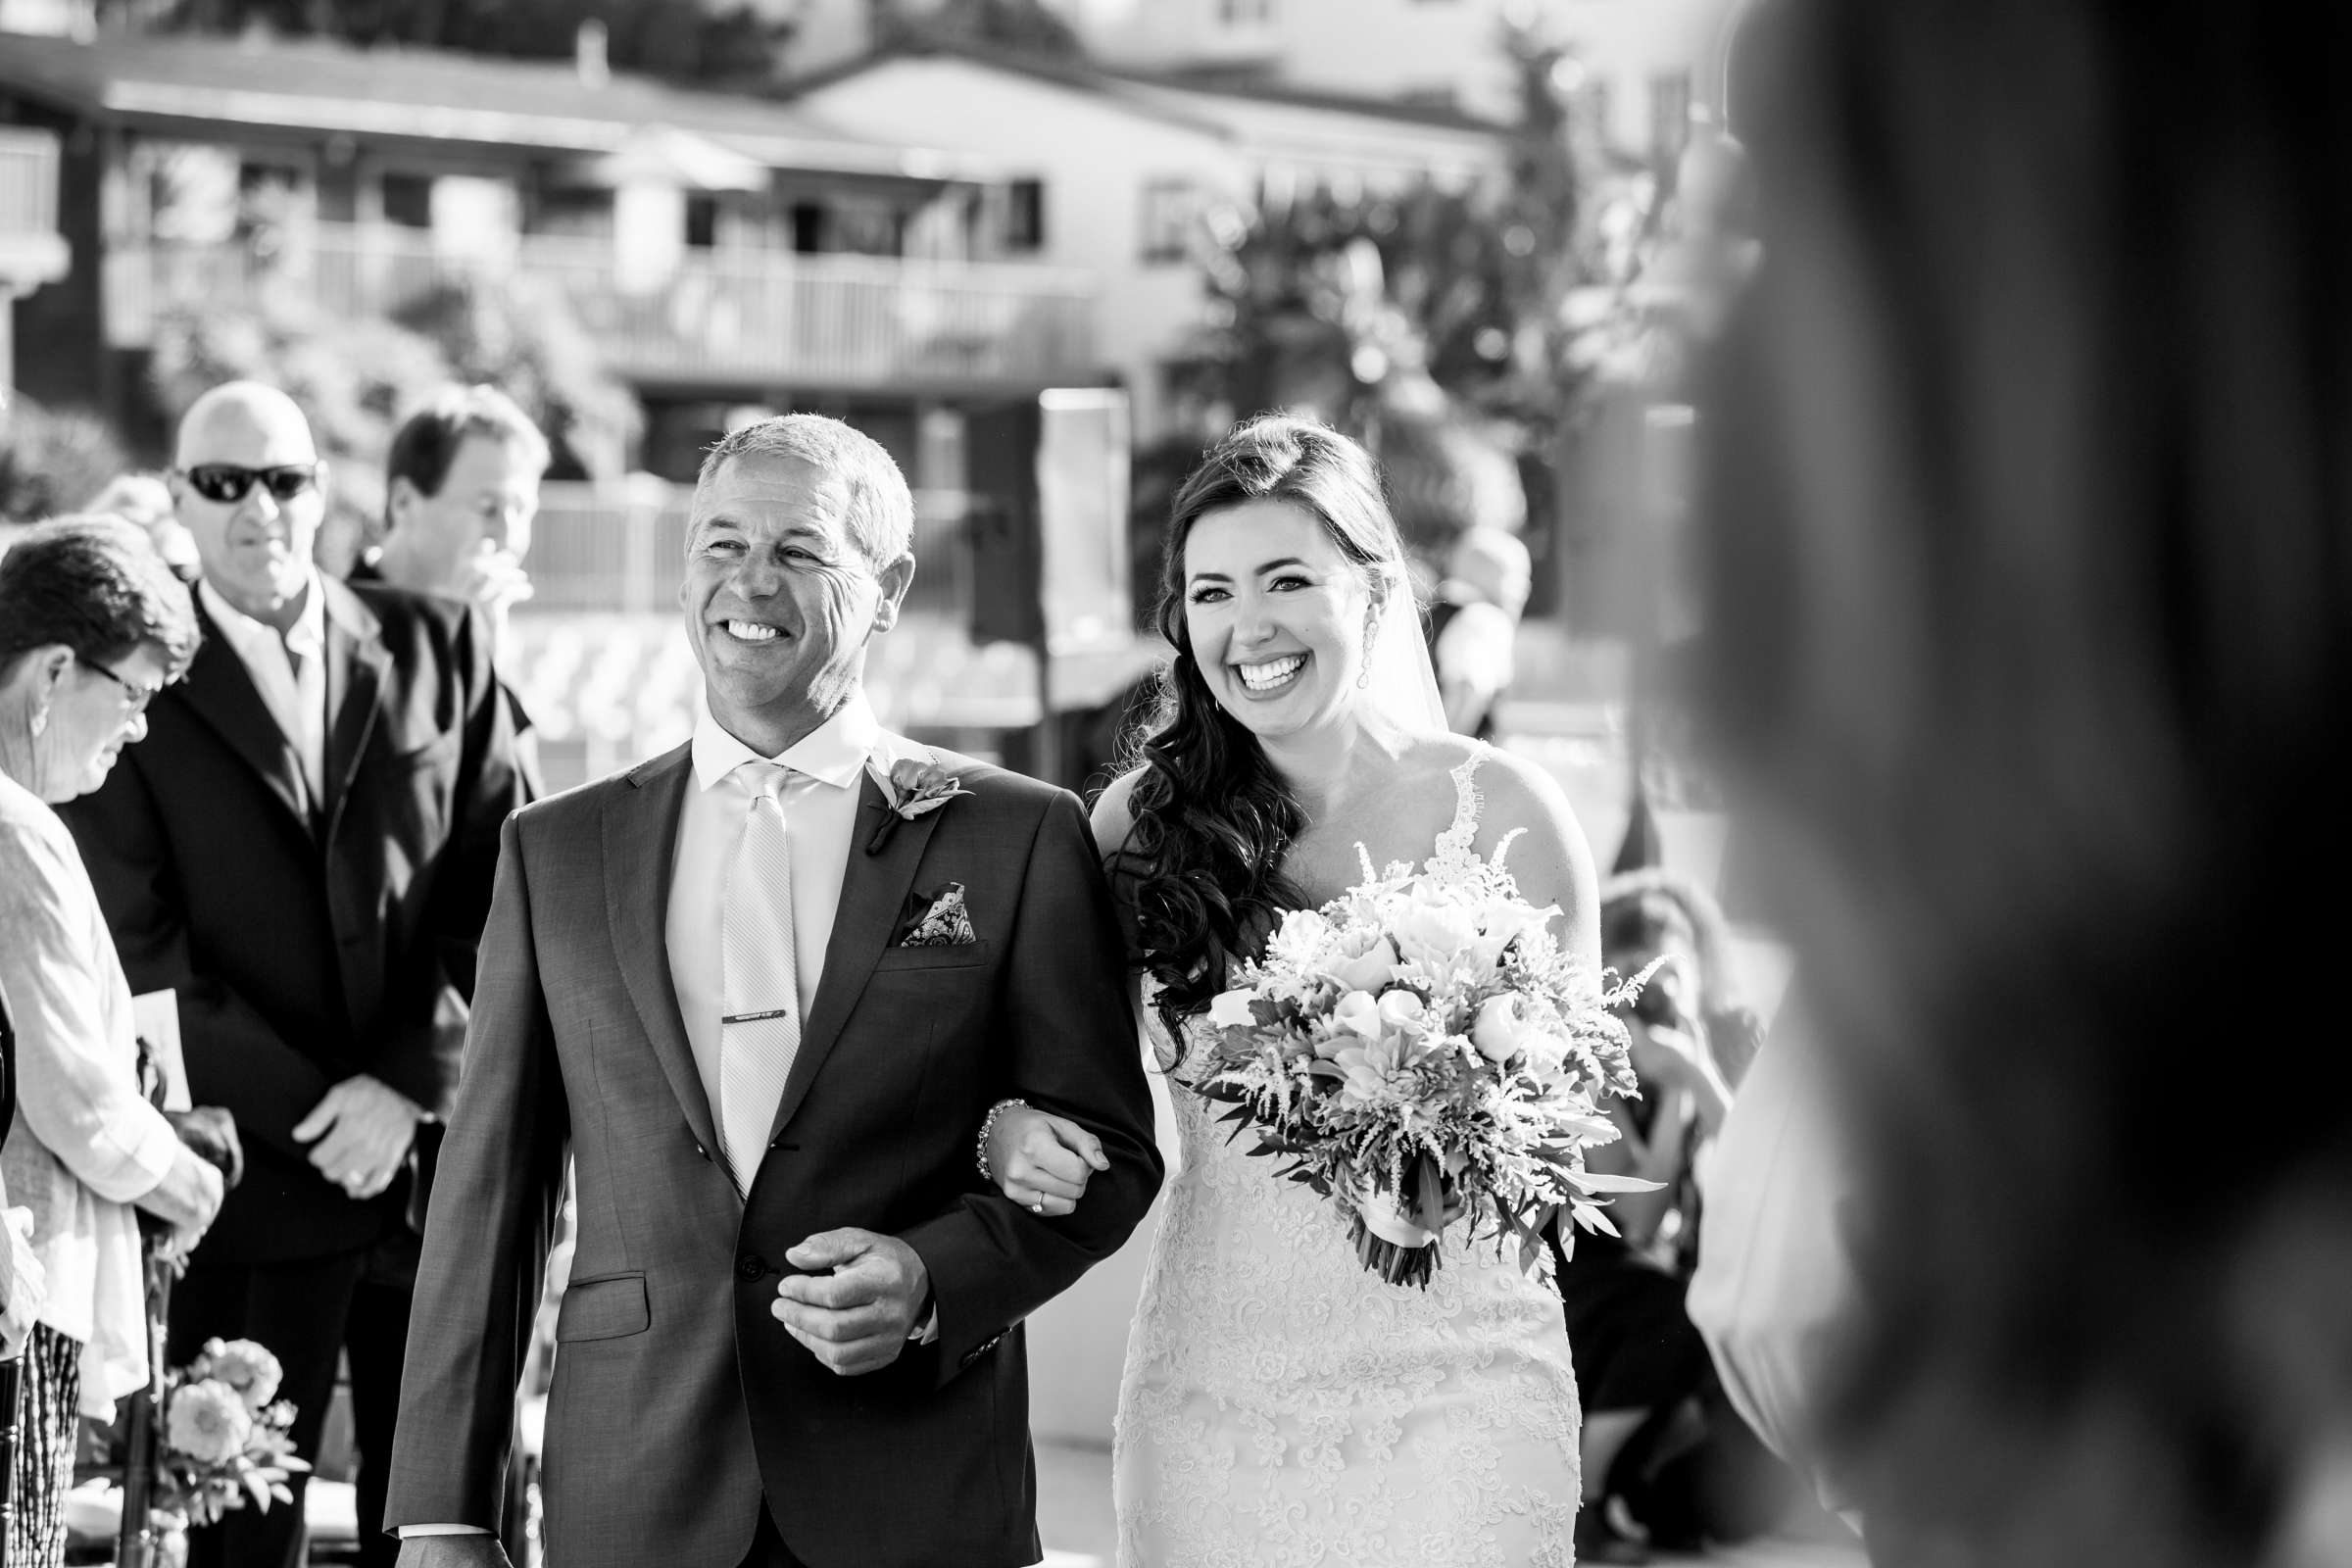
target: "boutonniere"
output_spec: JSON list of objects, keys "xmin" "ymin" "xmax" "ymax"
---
[{"xmin": 864, "ymin": 757, "xmax": 970, "ymax": 855}]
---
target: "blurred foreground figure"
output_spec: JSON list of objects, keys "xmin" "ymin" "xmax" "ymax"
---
[{"xmin": 1704, "ymin": 3, "xmax": 2352, "ymax": 1565}]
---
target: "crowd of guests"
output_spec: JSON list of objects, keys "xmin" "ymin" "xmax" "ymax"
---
[
  {"xmin": 0, "ymin": 381, "xmax": 547, "ymax": 1567},
  {"xmin": 0, "ymin": 366, "xmax": 1793, "ymax": 1567}
]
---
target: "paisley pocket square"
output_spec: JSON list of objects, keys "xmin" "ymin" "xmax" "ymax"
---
[{"xmin": 899, "ymin": 882, "xmax": 977, "ymax": 947}]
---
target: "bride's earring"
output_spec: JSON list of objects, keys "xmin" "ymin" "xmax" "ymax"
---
[
  {"xmin": 1357, "ymin": 612, "xmax": 1379, "ymax": 689},
  {"xmin": 29, "ymin": 700, "xmax": 48, "ymax": 737}
]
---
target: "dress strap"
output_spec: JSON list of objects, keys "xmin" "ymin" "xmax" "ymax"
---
[{"xmin": 1429, "ymin": 743, "xmax": 1490, "ymax": 870}]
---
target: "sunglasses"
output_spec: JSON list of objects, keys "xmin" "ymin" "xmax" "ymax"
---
[{"xmin": 179, "ymin": 463, "xmax": 320, "ymax": 505}]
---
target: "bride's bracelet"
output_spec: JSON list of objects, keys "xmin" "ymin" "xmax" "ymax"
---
[{"xmin": 976, "ymin": 1097, "xmax": 1029, "ymax": 1182}]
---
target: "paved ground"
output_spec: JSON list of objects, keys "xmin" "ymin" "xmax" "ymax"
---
[{"xmin": 1035, "ymin": 1441, "xmax": 1867, "ymax": 1568}]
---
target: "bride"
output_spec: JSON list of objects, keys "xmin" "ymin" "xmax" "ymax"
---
[{"xmin": 984, "ymin": 415, "xmax": 1600, "ymax": 1565}]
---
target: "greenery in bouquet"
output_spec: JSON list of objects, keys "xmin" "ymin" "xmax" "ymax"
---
[
  {"xmin": 1193, "ymin": 834, "xmax": 1657, "ymax": 1288},
  {"xmin": 154, "ymin": 1338, "xmax": 309, "ymax": 1528}
]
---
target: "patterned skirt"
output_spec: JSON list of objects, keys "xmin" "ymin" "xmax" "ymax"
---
[{"xmin": 5, "ymin": 1323, "xmax": 81, "ymax": 1568}]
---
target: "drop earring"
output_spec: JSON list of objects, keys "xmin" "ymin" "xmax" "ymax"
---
[
  {"xmin": 30, "ymin": 701, "xmax": 49, "ymax": 737},
  {"xmin": 1357, "ymin": 613, "xmax": 1379, "ymax": 689}
]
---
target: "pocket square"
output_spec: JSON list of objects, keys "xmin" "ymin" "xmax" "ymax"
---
[{"xmin": 899, "ymin": 882, "xmax": 977, "ymax": 947}]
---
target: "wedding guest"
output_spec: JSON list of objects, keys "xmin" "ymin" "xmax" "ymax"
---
[
  {"xmin": 1563, "ymin": 868, "xmax": 1792, "ymax": 1559},
  {"xmin": 1700, "ymin": 1, "xmax": 2352, "ymax": 1561},
  {"xmin": 359, "ymin": 386, "xmax": 551, "ymax": 798},
  {"xmin": 0, "ymin": 515, "xmax": 230, "ymax": 1568},
  {"xmin": 360, "ymin": 385, "xmax": 548, "ymax": 661},
  {"xmin": 1426, "ymin": 524, "xmax": 1532, "ymax": 740},
  {"xmin": 60, "ymin": 384, "xmax": 525, "ymax": 1568}
]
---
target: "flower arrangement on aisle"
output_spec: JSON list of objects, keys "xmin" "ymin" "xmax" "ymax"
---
[
  {"xmin": 154, "ymin": 1338, "xmax": 309, "ymax": 1527},
  {"xmin": 1191, "ymin": 834, "xmax": 1658, "ymax": 1288}
]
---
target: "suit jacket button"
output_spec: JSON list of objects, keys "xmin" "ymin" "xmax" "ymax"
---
[{"xmin": 736, "ymin": 1251, "xmax": 767, "ymax": 1282}]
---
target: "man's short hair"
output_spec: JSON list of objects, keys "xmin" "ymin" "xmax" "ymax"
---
[
  {"xmin": 696, "ymin": 415, "xmax": 914, "ymax": 569},
  {"xmin": 385, "ymin": 385, "xmax": 552, "ymax": 515}
]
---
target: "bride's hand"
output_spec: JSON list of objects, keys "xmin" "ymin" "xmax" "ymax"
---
[{"xmin": 986, "ymin": 1105, "xmax": 1109, "ymax": 1218}]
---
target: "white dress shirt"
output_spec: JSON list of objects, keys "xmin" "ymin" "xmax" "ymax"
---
[
  {"xmin": 668, "ymin": 692, "xmax": 880, "ymax": 1124},
  {"xmin": 198, "ymin": 573, "xmax": 328, "ymax": 810}
]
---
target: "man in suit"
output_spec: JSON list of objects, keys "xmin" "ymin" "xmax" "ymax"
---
[
  {"xmin": 386, "ymin": 414, "xmax": 1162, "ymax": 1568},
  {"xmin": 356, "ymin": 384, "xmax": 551, "ymax": 796},
  {"xmin": 62, "ymin": 381, "xmax": 524, "ymax": 1568}
]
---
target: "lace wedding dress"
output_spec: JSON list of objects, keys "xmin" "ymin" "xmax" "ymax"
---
[{"xmin": 1113, "ymin": 752, "xmax": 1582, "ymax": 1567}]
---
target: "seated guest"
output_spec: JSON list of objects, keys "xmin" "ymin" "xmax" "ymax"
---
[
  {"xmin": 1560, "ymin": 868, "xmax": 1796, "ymax": 1560},
  {"xmin": 0, "ymin": 515, "xmax": 234, "ymax": 1567}
]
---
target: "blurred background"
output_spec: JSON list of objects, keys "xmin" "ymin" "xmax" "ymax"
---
[{"xmin": 2, "ymin": 2, "xmax": 1794, "ymax": 1562}]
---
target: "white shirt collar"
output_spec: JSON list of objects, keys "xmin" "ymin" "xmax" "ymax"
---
[
  {"xmin": 198, "ymin": 569, "xmax": 326, "ymax": 658},
  {"xmin": 691, "ymin": 689, "xmax": 880, "ymax": 794}
]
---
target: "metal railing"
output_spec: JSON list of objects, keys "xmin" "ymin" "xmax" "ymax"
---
[
  {"xmin": 0, "ymin": 128, "xmax": 59, "ymax": 238},
  {"xmin": 104, "ymin": 221, "xmax": 1100, "ymax": 387}
]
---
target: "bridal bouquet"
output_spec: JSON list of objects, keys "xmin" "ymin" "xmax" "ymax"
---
[
  {"xmin": 1192, "ymin": 837, "xmax": 1656, "ymax": 1288},
  {"xmin": 155, "ymin": 1338, "xmax": 310, "ymax": 1526}
]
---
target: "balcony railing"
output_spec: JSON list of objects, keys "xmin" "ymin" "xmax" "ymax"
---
[
  {"xmin": 105, "ymin": 221, "xmax": 1099, "ymax": 388},
  {"xmin": 0, "ymin": 127, "xmax": 68, "ymax": 289}
]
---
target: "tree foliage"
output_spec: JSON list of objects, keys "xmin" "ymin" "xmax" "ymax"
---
[{"xmin": 0, "ymin": 395, "xmax": 135, "ymax": 525}]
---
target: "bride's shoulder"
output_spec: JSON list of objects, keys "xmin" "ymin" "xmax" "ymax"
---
[{"xmin": 1457, "ymin": 747, "xmax": 1600, "ymax": 932}]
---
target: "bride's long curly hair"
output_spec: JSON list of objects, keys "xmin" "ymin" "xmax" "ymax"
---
[{"xmin": 1108, "ymin": 414, "xmax": 1411, "ymax": 1030}]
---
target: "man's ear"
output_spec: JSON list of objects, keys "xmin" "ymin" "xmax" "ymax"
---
[
  {"xmin": 382, "ymin": 470, "xmax": 419, "ymax": 531},
  {"xmin": 872, "ymin": 553, "xmax": 916, "ymax": 634}
]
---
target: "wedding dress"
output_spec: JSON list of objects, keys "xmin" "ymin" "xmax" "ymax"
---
[{"xmin": 1113, "ymin": 750, "xmax": 1582, "ymax": 1567}]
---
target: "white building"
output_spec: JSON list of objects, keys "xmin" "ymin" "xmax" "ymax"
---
[
  {"xmin": 777, "ymin": 0, "xmax": 1739, "ymax": 160},
  {"xmin": 788, "ymin": 44, "xmax": 1507, "ymax": 439}
]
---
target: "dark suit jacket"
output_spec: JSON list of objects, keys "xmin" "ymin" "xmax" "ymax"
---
[
  {"xmin": 59, "ymin": 578, "xmax": 523, "ymax": 1263},
  {"xmin": 384, "ymin": 739, "xmax": 1162, "ymax": 1568}
]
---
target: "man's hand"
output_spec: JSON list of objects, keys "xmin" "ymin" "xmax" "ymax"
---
[
  {"xmin": 294, "ymin": 1075, "xmax": 423, "ymax": 1200},
  {"xmin": 451, "ymin": 547, "xmax": 533, "ymax": 657},
  {"xmin": 395, "ymin": 1537, "xmax": 512, "ymax": 1568},
  {"xmin": 771, "ymin": 1229, "xmax": 929, "ymax": 1376}
]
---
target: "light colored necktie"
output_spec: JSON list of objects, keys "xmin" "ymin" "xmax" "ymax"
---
[{"xmin": 719, "ymin": 760, "xmax": 800, "ymax": 1192}]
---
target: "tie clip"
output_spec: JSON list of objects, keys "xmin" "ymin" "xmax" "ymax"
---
[{"xmin": 722, "ymin": 1008, "xmax": 794, "ymax": 1025}]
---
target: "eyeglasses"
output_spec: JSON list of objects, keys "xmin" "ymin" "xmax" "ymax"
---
[
  {"xmin": 81, "ymin": 656, "xmax": 165, "ymax": 715},
  {"xmin": 178, "ymin": 464, "xmax": 320, "ymax": 505}
]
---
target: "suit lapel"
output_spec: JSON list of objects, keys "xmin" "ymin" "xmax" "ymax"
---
[
  {"xmin": 320, "ymin": 578, "xmax": 389, "ymax": 842},
  {"xmin": 176, "ymin": 600, "xmax": 312, "ymax": 832},
  {"xmin": 766, "ymin": 761, "xmax": 944, "ymax": 1145},
  {"xmin": 605, "ymin": 745, "xmax": 719, "ymax": 1157}
]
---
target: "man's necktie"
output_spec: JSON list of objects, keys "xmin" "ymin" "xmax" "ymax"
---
[{"xmin": 720, "ymin": 760, "xmax": 800, "ymax": 1193}]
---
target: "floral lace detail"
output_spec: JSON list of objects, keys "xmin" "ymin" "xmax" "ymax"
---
[{"xmin": 1115, "ymin": 751, "xmax": 1581, "ymax": 1567}]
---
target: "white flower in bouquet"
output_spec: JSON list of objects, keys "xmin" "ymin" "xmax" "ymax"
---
[
  {"xmin": 198, "ymin": 1337, "xmax": 284, "ymax": 1413},
  {"xmin": 166, "ymin": 1380, "xmax": 253, "ymax": 1465}
]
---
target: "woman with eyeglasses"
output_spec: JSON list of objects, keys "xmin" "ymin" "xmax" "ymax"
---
[{"xmin": 0, "ymin": 514, "xmax": 232, "ymax": 1567}]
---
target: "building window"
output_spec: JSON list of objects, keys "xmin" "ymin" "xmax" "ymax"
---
[
  {"xmin": 1004, "ymin": 177, "xmax": 1047, "ymax": 253},
  {"xmin": 685, "ymin": 192, "xmax": 718, "ymax": 249},
  {"xmin": 380, "ymin": 171, "xmax": 432, "ymax": 228},
  {"xmin": 1139, "ymin": 179, "xmax": 1197, "ymax": 265},
  {"xmin": 790, "ymin": 201, "xmax": 826, "ymax": 253},
  {"xmin": 1217, "ymin": 0, "xmax": 1275, "ymax": 25}
]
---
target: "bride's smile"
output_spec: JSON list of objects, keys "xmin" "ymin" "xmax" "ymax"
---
[{"xmin": 1182, "ymin": 498, "xmax": 1376, "ymax": 733}]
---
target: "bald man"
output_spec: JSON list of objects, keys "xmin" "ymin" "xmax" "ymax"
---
[
  {"xmin": 1428, "ymin": 526, "xmax": 1533, "ymax": 740},
  {"xmin": 61, "ymin": 382, "xmax": 524, "ymax": 1568}
]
